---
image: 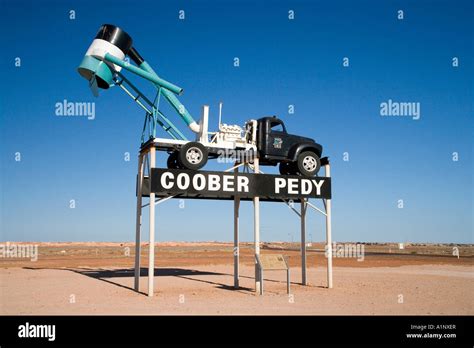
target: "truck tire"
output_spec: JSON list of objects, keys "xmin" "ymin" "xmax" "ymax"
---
[
  {"xmin": 167, "ymin": 152, "xmax": 180, "ymax": 169},
  {"xmin": 178, "ymin": 142, "xmax": 208, "ymax": 170},
  {"xmin": 296, "ymin": 151, "xmax": 321, "ymax": 177},
  {"xmin": 279, "ymin": 162, "xmax": 297, "ymax": 175}
]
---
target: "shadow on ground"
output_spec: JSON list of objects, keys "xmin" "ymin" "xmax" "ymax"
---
[{"xmin": 23, "ymin": 267, "xmax": 263, "ymax": 295}]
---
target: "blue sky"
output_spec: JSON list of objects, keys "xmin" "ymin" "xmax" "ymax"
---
[{"xmin": 1, "ymin": 0, "xmax": 472, "ymax": 243}]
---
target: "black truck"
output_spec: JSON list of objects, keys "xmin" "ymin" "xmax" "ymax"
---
[{"xmin": 256, "ymin": 116, "xmax": 323, "ymax": 176}]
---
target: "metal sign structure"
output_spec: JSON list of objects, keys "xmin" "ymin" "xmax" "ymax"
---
[
  {"xmin": 134, "ymin": 143, "xmax": 333, "ymax": 297},
  {"xmin": 75, "ymin": 24, "xmax": 333, "ymax": 298}
]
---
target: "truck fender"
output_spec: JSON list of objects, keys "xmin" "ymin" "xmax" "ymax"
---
[{"xmin": 288, "ymin": 143, "xmax": 323, "ymax": 162}]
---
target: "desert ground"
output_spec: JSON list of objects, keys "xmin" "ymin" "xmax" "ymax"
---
[{"xmin": 0, "ymin": 242, "xmax": 472, "ymax": 315}]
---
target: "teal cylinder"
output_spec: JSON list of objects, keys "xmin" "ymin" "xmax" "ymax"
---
[
  {"xmin": 104, "ymin": 53, "xmax": 183, "ymax": 95},
  {"xmin": 139, "ymin": 61, "xmax": 196, "ymax": 126}
]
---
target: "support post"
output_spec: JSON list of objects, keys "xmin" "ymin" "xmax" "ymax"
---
[
  {"xmin": 287, "ymin": 268, "xmax": 291, "ymax": 294},
  {"xmin": 233, "ymin": 164, "xmax": 240, "ymax": 289},
  {"xmin": 148, "ymin": 146, "xmax": 156, "ymax": 297},
  {"xmin": 134, "ymin": 152, "xmax": 144, "ymax": 291},
  {"xmin": 325, "ymin": 164, "xmax": 333, "ymax": 288},
  {"xmin": 253, "ymin": 157, "xmax": 261, "ymax": 294},
  {"xmin": 301, "ymin": 199, "xmax": 307, "ymax": 285}
]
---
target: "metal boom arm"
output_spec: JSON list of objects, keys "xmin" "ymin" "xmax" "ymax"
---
[
  {"xmin": 112, "ymin": 72, "xmax": 188, "ymax": 142},
  {"xmin": 104, "ymin": 53, "xmax": 201, "ymax": 138}
]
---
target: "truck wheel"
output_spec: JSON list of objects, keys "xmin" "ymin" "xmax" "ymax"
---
[
  {"xmin": 178, "ymin": 142, "xmax": 208, "ymax": 170},
  {"xmin": 296, "ymin": 151, "xmax": 321, "ymax": 177},
  {"xmin": 167, "ymin": 152, "xmax": 180, "ymax": 169}
]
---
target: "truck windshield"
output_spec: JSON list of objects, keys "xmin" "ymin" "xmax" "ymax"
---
[{"xmin": 270, "ymin": 121, "xmax": 286, "ymax": 133}]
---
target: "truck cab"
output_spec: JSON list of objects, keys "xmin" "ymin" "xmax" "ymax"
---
[{"xmin": 257, "ymin": 116, "xmax": 323, "ymax": 176}]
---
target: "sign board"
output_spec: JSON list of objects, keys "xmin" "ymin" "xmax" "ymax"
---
[
  {"xmin": 257, "ymin": 254, "xmax": 289, "ymax": 270},
  {"xmin": 149, "ymin": 168, "xmax": 331, "ymax": 200},
  {"xmin": 256, "ymin": 254, "xmax": 291, "ymax": 295}
]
